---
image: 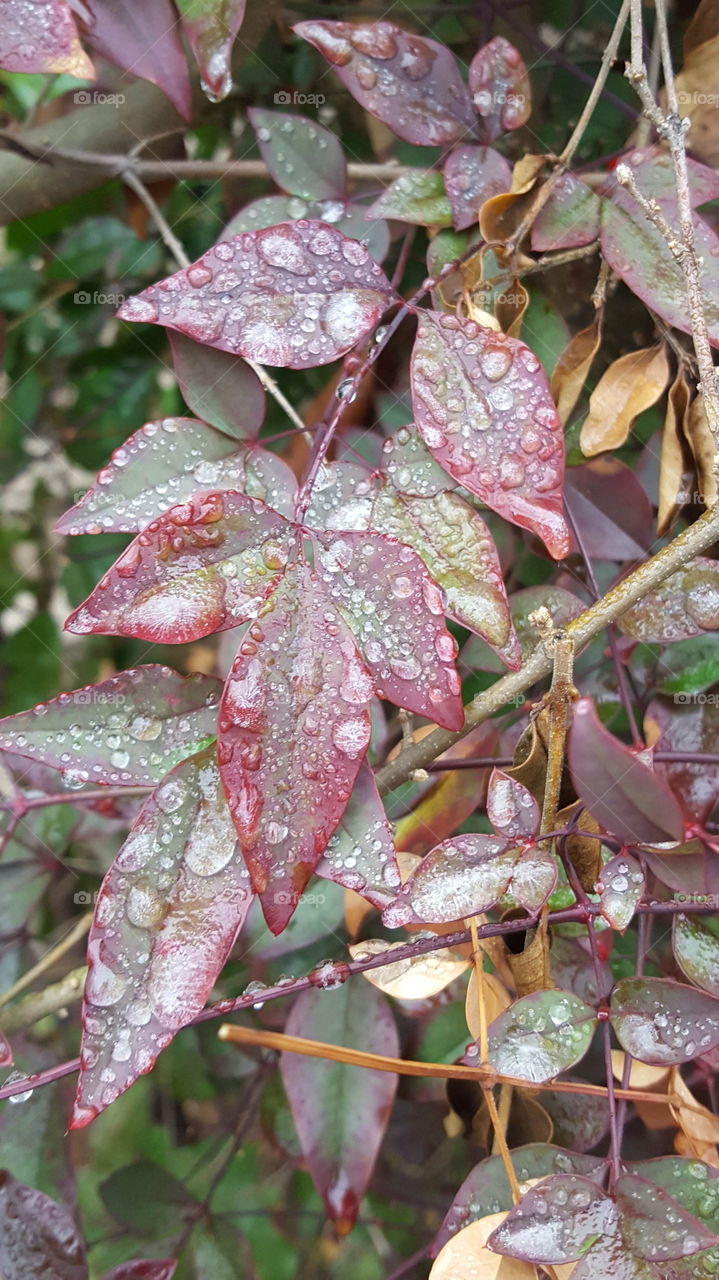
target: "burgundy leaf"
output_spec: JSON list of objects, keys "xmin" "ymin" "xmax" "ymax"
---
[
  {"xmin": 486, "ymin": 990, "xmax": 598, "ymax": 1084},
  {"xmin": 645, "ymin": 697, "xmax": 719, "ymax": 827},
  {"xmin": 65, "ymin": 492, "xmax": 293, "ymax": 643},
  {"xmin": 565, "ymin": 460, "xmax": 654, "ymax": 560},
  {"xmin": 488, "ymin": 1174, "xmax": 616, "ymax": 1263},
  {"xmin": 616, "ymin": 1172, "xmax": 719, "ymax": 1261},
  {"xmin": 468, "ymin": 37, "xmax": 531, "ymax": 142},
  {"xmin": 81, "ymin": 0, "xmax": 191, "ymax": 119},
  {"xmin": 382, "ymin": 834, "xmax": 516, "ymax": 928},
  {"xmin": 568, "ymin": 697, "xmax": 685, "ymax": 844},
  {"xmin": 280, "ymin": 980, "xmax": 399, "ymax": 1228},
  {"xmin": 218, "ymin": 562, "xmax": 373, "ymax": 933},
  {"xmin": 380, "ymin": 423, "xmax": 452, "ymax": 497},
  {"xmin": 117, "ymin": 222, "xmax": 395, "ymax": 369},
  {"xmin": 443, "ymin": 144, "xmax": 512, "ymax": 230},
  {"xmin": 0, "ymin": 1170, "xmax": 87, "ymax": 1279},
  {"xmin": 487, "ymin": 768, "xmax": 540, "ymax": 839},
  {"xmin": 673, "ymin": 913, "xmax": 719, "ymax": 998},
  {"xmin": 617, "ymin": 557, "xmax": 719, "ymax": 642},
  {"xmin": 610, "ymin": 145, "xmax": 719, "ymax": 209},
  {"xmin": 0, "ymin": 0, "xmax": 93, "ymax": 75},
  {"xmin": 610, "ymin": 976, "xmax": 719, "ymax": 1065},
  {"xmin": 102, "ymin": 1264, "xmax": 177, "ymax": 1280},
  {"xmin": 0, "ymin": 666, "xmax": 221, "ymax": 787},
  {"xmin": 0, "ymin": 1030, "xmax": 12, "ymax": 1067},
  {"xmin": 313, "ymin": 530, "xmax": 464, "ymax": 730},
  {"xmin": 223, "ymin": 195, "xmax": 390, "ymax": 265},
  {"xmin": 72, "ymin": 746, "xmax": 253, "ymax": 1128},
  {"xmin": 248, "ymin": 108, "xmax": 346, "ymax": 201},
  {"xmin": 410, "ymin": 312, "xmax": 570, "ymax": 558},
  {"xmin": 294, "ymin": 20, "xmax": 476, "ymax": 147},
  {"xmin": 316, "ymin": 761, "xmax": 400, "ymax": 908},
  {"xmin": 176, "ymin": 0, "xmax": 246, "ymax": 102},
  {"xmin": 531, "ymin": 172, "xmax": 601, "ymax": 251},
  {"xmin": 169, "ymin": 332, "xmax": 266, "ymax": 437},
  {"xmin": 597, "ymin": 853, "xmax": 645, "ymax": 932}
]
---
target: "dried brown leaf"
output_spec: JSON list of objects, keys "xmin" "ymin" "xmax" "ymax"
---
[{"xmin": 580, "ymin": 346, "xmax": 670, "ymax": 457}]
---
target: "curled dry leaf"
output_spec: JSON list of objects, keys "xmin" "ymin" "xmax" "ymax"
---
[
  {"xmin": 669, "ymin": 1069, "xmax": 719, "ymax": 1155},
  {"xmin": 675, "ymin": 33, "xmax": 719, "ymax": 169},
  {"xmin": 348, "ymin": 937, "xmax": 469, "ymax": 999},
  {"xmin": 657, "ymin": 367, "xmax": 694, "ymax": 535},
  {"xmin": 429, "ymin": 1212, "xmax": 537, "ymax": 1279},
  {"xmin": 684, "ymin": 392, "xmax": 719, "ymax": 511},
  {"xmin": 550, "ymin": 313, "xmax": 602, "ymax": 427},
  {"xmin": 465, "ymin": 968, "xmax": 512, "ymax": 1040},
  {"xmin": 579, "ymin": 346, "xmax": 670, "ymax": 457}
]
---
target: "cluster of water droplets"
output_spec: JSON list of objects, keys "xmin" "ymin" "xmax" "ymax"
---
[
  {"xmin": 488, "ymin": 991, "xmax": 596, "ymax": 1084},
  {"xmin": 468, "ymin": 36, "xmax": 529, "ymax": 139},
  {"xmin": 382, "ymin": 834, "xmax": 514, "ymax": 928},
  {"xmin": 596, "ymin": 852, "xmax": 645, "ymax": 932},
  {"xmin": 443, "ymin": 144, "xmax": 512, "ymax": 230}
]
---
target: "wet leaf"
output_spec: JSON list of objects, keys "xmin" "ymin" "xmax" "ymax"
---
[
  {"xmin": 222, "ymin": 195, "xmax": 390, "ymax": 265},
  {"xmin": 645, "ymin": 696, "xmax": 719, "ymax": 826},
  {"xmin": 486, "ymin": 990, "xmax": 597, "ymax": 1084},
  {"xmin": 579, "ymin": 347, "xmax": 670, "ymax": 457},
  {"xmin": 117, "ymin": 222, "xmax": 395, "ymax": 369},
  {"xmin": 487, "ymin": 770, "xmax": 540, "ymax": 840},
  {"xmin": 218, "ymin": 563, "xmax": 372, "ymax": 933},
  {"xmin": 366, "ymin": 170, "xmax": 452, "ymax": 226},
  {"xmin": 610, "ymin": 976, "xmax": 719, "ymax": 1065},
  {"xmin": 656, "ymin": 635, "xmax": 719, "ymax": 696},
  {"xmin": 510, "ymin": 846, "xmax": 558, "ymax": 912},
  {"xmin": 169, "ymin": 332, "xmax": 266, "ymax": 438},
  {"xmin": 0, "ymin": 0, "xmax": 93, "ymax": 76},
  {"xmin": 102, "ymin": 1263, "xmax": 177, "ymax": 1280},
  {"xmin": 468, "ymin": 38, "xmax": 531, "ymax": 143},
  {"xmin": 381, "ymin": 834, "xmax": 516, "ymax": 929},
  {"xmin": 72, "ymin": 746, "xmax": 253, "ymax": 1127},
  {"xmin": 294, "ymin": 20, "xmax": 476, "ymax": 147},
  {"xmin": 348, "ymin": 937, "xmax": 469, "ymax": 998},
  {"xmin": 463, "ymin": 585, "xmax": 584, "ymax": 675},
  {"xmin": 531, "ymin": 173, "xmax": 601, "ymax": 251},
  {"xmin": 305, "ymin": 462, "xmax": 375, "ymax": 532},
  {"xmin": 317, "ymin": 761, "xmax": 401, "ymax": 909},
  {"xmin": 280, "ymin": 980, "xmax": 399, "ymax": 1228},
  {"xmin": 411, "ymin": 312, "xmax": 570, "ymax": 558},
  {"xmin": 443, "ymin": 146, "xmax": 512, "ymax": 231},
  {"xmin": 177, "ymin": 0, "xmax": 247, "ymax": 102},
  {"xmin": 540, "ymin": 1086, "xmax": 609, "ymax": 1153},
  {"xmin": 550, "ymin": 313, "xmax": 602, "ymax": 427},
  {"xmin": 0, "ymin": 1171, "xmax": 87, "ymax": 1279},
  {"xmin": 380, "ymin": 424, "xmax": 452, "ymax": 498},
  {"xmin": 618, "ymin": 558, "xmax": 719, "ymax": 643},
  {"xmin": 488, "ymin": 1173, "xmax": 616, "ymax": 1262},
  {"xmin": 65, "ymin": 492, "xmax": 293, "ymax": 644},
  {"xmin": 565, "ymin": 460, "xmax": 654, "ymax": 560},
  {"xmin": 616, "ymin": 1172, "xmax": 719, "ymax": 1261},
  {"xmin": 430, "ymin": 1213, "xmax": 536, "ymax": 1279},
  {"xmin": 673, "ymin": 914, "xmax": 719, "ymax": 997},
  {"xmin": 248, "ymin": 108, "xmax": 346, "ymax": 201},
  {"xmin": 628, "ymin": 1156, "xmax": 719, "ymax": 1224},
  {"xmin": 597, "ymin": 853, "xmax": 645, "ymax": 932},
  {"xmin": 568, "ymin": 697, "xmax": 685, "ymax": 844},
  {"xmin": 313, "ymin": 529, "xmax": 463, "ymax": 730},
  {"xmin": 82, "ymin": 0, "xmax": 191, "ymax": 119},
  {"xmin": 0, "ymin": 666, "xmax": 221, "ymax": 787}
]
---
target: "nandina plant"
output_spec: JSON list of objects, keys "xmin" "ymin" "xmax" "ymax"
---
[{"xmin": 1, "ymin": 1, "xmax": 719, "ymax": 1276}]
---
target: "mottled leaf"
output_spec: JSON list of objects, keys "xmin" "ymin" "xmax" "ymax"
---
[
  {"xmin": 565, "ymin": 460, "xmax": 654, "ymax": 560},
  {"xmin": 102, "ymin": 1263, "xmax": 177, "ymax": 1280},
  {"xmin": 673, "ymin": 914, "xmax": 719, "ymax": 997},
  {"xmin": 443, "ymin": 146, "xmax": 512, "ymax": 231},
  {"xmin": 218, "ymin": 563, "xmax": 372, "ymax": 933},
  {"xmin": 382, "ymin": 834, "xmax": 516, "ymax": 929},
  {"xmin": 65, "ymin": 492, "xmax": 293, "ymax": 643},
  {"xmin": 410, "ymin": 312, "xmax": 570, "ymax": 558},
  {"xmin": 348, "ymin": 937, "xmax": 469, "ymax": 999},
  {"xmin": 0, "ymin": 666, "xmax": 220, "ymax": 787},
  {"xmin": 580, "ymin": 347, "xmax": 670, "ymax": 457},
  {"xmin": 176, "ymin": 0, "xmax": 246, "ymax": 102},
  {"xmin": 618, "ymin": 558, "xmax": 719, "ymax": 643},
  {"xmin": 248, "ymin": 108, "xmax": 346, "ymax": 201},
  {"xmin": 463, "ymin": 585, "xmax": 584, "ymax": 674},
  {"xmin": 72, "ymin": 746, "xmax": 252, "ymax": 1127},
  {"xmin": 487, "ymin": 769, "xmax": 540, "ymax": 839},
  {"xmin": 117, "ymin": 222, "xmax": 395, "ymax": 369},
  {"xmin": 380, "ymin": 423, "xmax": 452, "ymax": 497},
  {"xmin": 488, "ymin": 1174, "xmax": 615, "ymax": 1263},
  {"xmin": 486, "ymin": 991, "xmax": 598, "ymax": 1084},
  {"xmin": 316, "ymin": 761, "xmax": 400, "ymax": 908},
  {"xmin": 610, "ymin": 976, "xmax": 719, "ymax": 1065},
  {"xmin": 314, "ymin": 530, "xmax": 463, "ymax": 730},
  {"xmin": 468, "ymin": 38, "xmax": 531, "ymax": 142},
  {"xmin": 531, "ymin": 173, "xmax": 601, "ymax": 251},
  {"xmin": 0, "ymin": 0, "xmax": 93, "ymax": 76},
  {"xmin": 0, "ymin": 1170, "xmax": 87, "ymax": 1279},
  {"xmin": 645, "ymin": 695, "xmax": 719, "ymax": 826},
  {"xmin": 597, "ymin": 853, "xmax": 645, "ymax": 932},
  {"xmin": 223, "ymin": 196, "xmax": 390, "ymax": 265},
  {"xmin": 568, "ymin": 697, "xmax": 685, "ymax": 844},
  {"xmin": 280, "ymin": 980, "xmax": 399, "ymax": 1227},
  {"xmin": 82, "ymin": 0, "xmax": 191, "ymax": 118},
  {"xmin": 169, "ymin": 332, "xmax": 266, "ymax": 438},
  {"xmin": 365, "ymin": 170, "xmax": 452, "ymax": 227},
  {"xmin": 294, "ymin": 20, "xmax": 476, "ymax": 147},
  {"xmin": 627, "ymin": 1157, "xmax": 719, "ymax": 1223}
]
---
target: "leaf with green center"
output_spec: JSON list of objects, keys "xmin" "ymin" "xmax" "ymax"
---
[
  {"xmin": 618, "ymin": 559, "xmax": 719, "ymax": 642},
  {"xmin": 218, "ymin": 563, "xmax": 373, "ymax": 933},
  {"xmin": 65, "ymin": 492, "xmax": 294, "ymax": 644},
  {"xmin": 316, "ymin": 761, "xmax": 400, "ymax": 908},
  {"xmin": 117, "ymin": 222, "xmax": 396, "ymax": 369},
  {"xmin": 380, "ymin": 424, "xmax": 453, "ymax": 497},
  {"xmin": 645, "ymin": 696, "xmax": 719, "ymax": 826},
  {"xmin": 469, "ymin": 37, "xmax": 531, "ymax": 142},
  {"xmin": 443, "ymin": 145, "xmax": 512, "ymax": 231},
  {"xmin": 0, "ymin": 0, "xmax": 93, "ymax": 77},
  {"xmin": 248, "ymin": 108, "xmax": 346, "ymax": 201},
  {"xmin": 0, "ymin": 666, "xmax": 221, "ymax": 787},
  {"xmin": 617, "ymin": 1173, "xmax": 719, "ymax": 1262},
  {"xmin": 169, "ymin": 332, "xmax": 265, "ymax": 437},
  {"xmin": 597, "ymin": 853, "xmax": 645, "ymax": 932},
  {"xmin": 487, "ymin": 770, "xmax": 540, "ymax": 839},
  {"xmin": 382, "ymin": 834, "xmax": 516, "ymax": 928},
  {"xmin": 222, "ymin": 196, "xmax": 390, "ymax": 264},
  {"xmin": 370, "ymin": 488, "xmax": 519, "ymax": 666},
  {"xmin": 486, "ymin": 990, "xmax": 597, "ymax": 1084},
  {"xmin": 0, "ymin": 1171, "xmax": 87, "ymax": 1279},
  {"xmin": 656, "ymin": 636, "xmax": 719, "ymax": 696},
  {"xmin": 531, "ymin": 173, "xmax": 601, "ymax": 251},
  {"xmin": 280, "ymin": 980, "xmax": 399, "ymax": 1229},
  {"xmin": 72, "ymin": 746, "xmax": 252, "ymax": 1128},
  {"xmin": 176, "ymin": 0, "xmax": 247, "ymax": 102},
  {"xmin": 568, "ymin": 697, "xmax": 685, "ymax": 845},
  {"xmin": 410, "ymin": 312, "xmax": 570, "ymax": 558},
  {"xmin": 610, "ymin": 976, "xmax": 719, "ymax": 1065},
  {"xmin": 304, "ymin": 462, "xmax": 376, "ymax": 532},
  {"xmin": 365, "ymin": 170, "xmax": 452, "ymax": 227},
  {"xmin": 673, "ymin": 914, "xmax": 719, "ymax": 997},
  {"xmin": 488, "ymin": 1174, "xmax": 616, "ymax": 1263},
  {"xmin": 463, "ymin": 585, "xmax": 585, "ymax": 674},
  {"xmin": 313, "ymin": 529, "xmax": 464, "ymax": 730},
  {"xmin": 627, "ymin": 1158, "xmax": 719, "ymax": 1225}
]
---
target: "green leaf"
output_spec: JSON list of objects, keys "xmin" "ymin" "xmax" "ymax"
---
[
  {"xmin": 100, "ymin": 1160, "xmax": 196, "ymax": 1237},
  {"xmin": 486, "ymin": 990, "xmax": 597, "ymax": 1084},
  {"xmin": 656, "ymin": 635, "xmax": 719, "ymax": 695},
  {"xmin": 366, "ymin": 170, "xmax": 453, "ymax": 226}
]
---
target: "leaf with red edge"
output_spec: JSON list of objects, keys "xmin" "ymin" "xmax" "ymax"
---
[
  {"xmin": 443, "ymin": 145, "xmax": 512, "ymax": 231},
  {"xmin": 294, "ymin": 20, "xmax": 476, "ymax": 147},
  {"xmin": 488, "ymin": 1173, "xmax": 616, "ymax": 1263},
  {"xmin": 0, "ymin": 0, "xmax": 93, "ymax": 76},
  {"xmin": 0, "ymin": 1170, "xmax": 87, "ymax": 1279},
  {"xmin": 176, "ymin": 0, "xmax": 246, "ymax": 102},
  {"xmin": 610, "ymin": 976, "xmax": 719, "ymax": 1065},
  {"xmin": 169, "ymin": 332, "xmax": 265, "ymax": 438},
  {"xmin": 0, "ymin": 1030, "xmax": 12, "ymax": 1067},
  {"xmin": 487, "ymin": 769, "xmax": 540, "ymax": 839},
  {"xmin": 248, "ymin": 108, "xmax": 346, "ymax": 201},
  {"xmin": 617, "ymin": 558, "xmax": 719, "ymax": 642},
  {"xmin": 218, "ymin": 562, "xmax": 373, "ymax": 933},
  {"xmin": 616, "ymin": 1172, "xmax": 719, "ymax": 1262},
  {"xmin": 568, "ymin": 697, "xmax": 685, "ymax": 845},
  {"xmin": 410, "ymin": 312, "xmax": 570, "ymax": 559},
  {"xmin": 673, "ymin": 913, "xmax": 719, "ymax": 998},
  {"xmin": 463, "ymin": 584, "xmax": 585, "ymax": 675},
  {"xmin": 597, "ymin": 853, "xmax": 645, "ymax": 932},
  {"xmin": 530, "ymin": 172, "xmax": 601, "ymax": 251},
  {"xmin": 0, "ymin": 666, "xmax": 220, "ymax": 787},
  {"xmin": 382, "ymin": 834, "xmax": 516, "ymax": 929},
  {"xmin": 316, "ymin": 761, "xmax": 401, "ymax": 908},
  {"xmin": 222, "ymin": 196, "xmax": 391, "ymax": 265},
  {"xmin": 645, "ymin": 695, "xmax": 719, "ymax": 826},
  {"xmin": 565, "ymin": 460, "xmax": 654, "ymax": 561},
  {"xmin": 280, "ymin": 979, "xmax": 399, "ymax": 1228},
  {"xmin": 365, "ymin": 170, "xmax": 453, "ymax": 227},
  {"xmin": 117, "ymin": 222, "xmax": 395, "ymax": 369},
  {"xmin": 468, "ymin": 37, "xmax": 531, "ymax": 142},
  {"xmin": 72, "ymin": 745, "xmax": 252, "ymax": 1128},
  {"xmin": 485, "ymin": 990, "xmax": 597, "ymax": 1085},
  {"xmin": 102, "ymin": 1264, "xmax": 177, "ymax": 1280},
  {"xmin": 510, "ymin": 845, "xmax": 558, "ymax": 911},
  {"xmin": 65, "ymin": 492, "xmax": 293, "ymax": 643},
  {"xmin": 313, "ymin": 529, "xmax": 464, "ymax": 730},
  {"xmin": 81, "ymin": 0, "xmax": 191, "ymax": 119}
]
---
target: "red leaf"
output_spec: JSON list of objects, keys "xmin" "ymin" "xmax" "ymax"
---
[
  {"xmin": 0, "ymin": 0, "xmax": 93, "ymax": 76},
  {"xmin": 316, "ymin": 760, "xmax": 401, "ymax": 908},
  {"xmin": 531, "ymin": 173, "xmax": 601, "ymax": 252},
  {"xmin": 564, "ymin": 459, "xmax": 654, "ymax": 561},
  {"xmin": 410, "ymin": 312, "xmax": 570, "ymax": 558},
  {"xmin": 611, "ymin": 977, "xmax": 719, "ymax": 1065},
  {"xmin": 0, "ymin": 1171, "xmax": 87, "ymax": 1279},
  {"xmin": 169, "ymin": 332, "xmax": 266, "ymax": 437},
  {"xmin": 568, "ymin": 698, "xmax": 685, "ymax": 845},
  {"xmin": 176, "ymin": 0, "xmax": 246, "ymax": 102},
  {"xmin": 117, "ymin": 222, "xmax": 395, "ymax": 368},
  {"xmin": 0, "ymin": 1030, "xmax": 12, "ymax": 1068},
  {"xmin": 72, "ymin": 746, "xmax": 252, "ymax": 1128},
  {"xmin": 468, "ymin": 37, "xmax": 531, "ymax": 142},
  {"xmin": 65, "ymin": 492, "xmax": 293, "ymax": 643},
  {"xmin": 102, "ymin": 1264, "xmax": 177, "ymax": 1280},
  {"xmin": 0, "ymin": 666, "xmax": 221, "ymax": 786},
  {"xmin": 81, "ymin": 0, "xmax": 191, "ymax": 119},
  {"xmin": 280, "ymin": 980, "xmax": 399, "ymax": 1227},
  {"xmin": 294, "ymin": 20, "xmax": 476, "ymax": 147},
  {"xmin": 597, "ymin": 853, "xmax": 645, "ymax": 932},
  {"xmin": 645, "ymin": 695, "xmax": 719, "ymax": 826},
  {"xmin": 487, "ymin": 768, "xmax": 540, "ymax": 839},
  {"xmin": 443, "ymin": 145, "xmax": 512, "ymax": 231},
  {"xmin": 248, "ymin": 108, "xmax": 346, "ymax": 201},
  {"xmin": 218, "ymin": 562, "xmax": 373, "ymax": 933},
  {"xmin": 313, "ymin": 530, "xmax": 464, "ymax": 730}
]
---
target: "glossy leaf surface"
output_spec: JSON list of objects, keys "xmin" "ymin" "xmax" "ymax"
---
[
  {"xmin": 0, "ymin": 1170, "xmax": 87, "ymax": 1278},
  {"xmin": 486, "ymin": 991, "xmax": 597, "ymax": 1084},
  {"xmin": 468, "ymin": 37, "xmax": 531, "ymax": 142},
  {"xmin": 618, "ymin": 558, "xmax": 719, "ymax": 642},
  {"xmin": 169, "ymin": 332, "xmax": 266, "ymax": 437},
  {"xmin": 0, "ymin": 0, "xmax": 93, "ymax": 75},
  {"xmin": 82, "ymin": 0, "xmax": 191, "ymax": 118},
  {"xmin": 611, "ymin": 977, "xmax": 719, "ymax": 1065},
  {"xmin": 248, "ymin": 108, "xmax": 346, "ymax": 201},
  {"xmin": 673, "ymin": 914, "xmax": 719, "ymax": 997},
  {"xmin": 223, "ymin": 195, "xmax": 390, "ymax": 265},
  {"xmin": 443, "ymin": 146, "xmax": 512, "ymax": 231},
  {"xmin": 316, "ymin": 761, "xmax": 400, "ymax": 908},
  {"xmin": 382, "ymin": 834, "xmax": 516, "ymax": 928},
  {"xmin": 176, "ymin": 0, "xmax": 247, "ymax": 102}
]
